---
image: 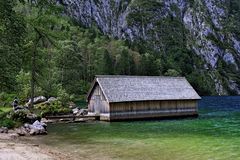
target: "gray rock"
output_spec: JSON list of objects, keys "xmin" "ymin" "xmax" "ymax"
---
[
  {"xmin": 26, "ymin": 96, "xmax": 47, "ymax": 106},
  {"xmin": 18, "ymin": 120, "xmax": 47, "ymax": 136},
  {"xmin": 9, "ymin": 133, "xmax": 19, "ymax": 139},
  {"xmin": 16, "ymin": 127, "xmax": 28, "ymax": 136},
  {"xmin": 30, "ymin": 128, "xmax": 38, "ymax": 135},
  {"xmin": 0, "ymin": 127, "xmax": 8, "ymax": 133},
  {"xmin": 13, "ymin": 105, "xmax": 25, "ymax": 111},
  {"xmin": 47, "ymin": 97, "xmax": 57, "ymax": 103},
  {"xmin": 223, "ymin": 52, "xmax": 236, "ymax": 65},
  {"xmin": 69, "ymin": 102, "xmax": 76, "ymax": 109},
  {"xmin": 72, "ymin": 108, "xmax": 79, "ymax": 114},
  {"xmin": 24, "ymin": 123, "xmax": 31, "ymax": 128},
  {"xmin": 41, "ymin": 118, "xmax": 54, "ymax": 123},
  {"xmin": 32, "ymin": 120, "xmax": 47, "ymax": 129},
  {"xmin": 79, "ymin": 109, "xmax": 88, "ymax": 116},
  {"xmin": 29, "ymin": 127, "xmax": 47, "ymax": 135},
  {"xmin": 26, "ymin": 113, "xmax": 38, "ymax": 123}
]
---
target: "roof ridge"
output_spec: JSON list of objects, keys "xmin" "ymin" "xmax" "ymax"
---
[{"xmin": 95, "ymin": 75, "xmax": 185, "ymax": 79}]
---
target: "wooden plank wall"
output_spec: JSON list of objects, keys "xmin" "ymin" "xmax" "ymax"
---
[
  {"xmin": 88, "ymin": 85, "xmax": 109, "ymax": 113},
  {"xmin": 109, "ymin": 100, "xmax": 198, "ymax": 120}
]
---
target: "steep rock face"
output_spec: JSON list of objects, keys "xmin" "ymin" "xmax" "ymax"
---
[{"xmin": 60, "ymin": 0, "xmax": 240, "ymax": 95}]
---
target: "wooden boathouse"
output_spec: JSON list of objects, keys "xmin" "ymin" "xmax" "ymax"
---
[{"xmin": 87, "ymin": 75, "xmax": 201, "ymax": 121}]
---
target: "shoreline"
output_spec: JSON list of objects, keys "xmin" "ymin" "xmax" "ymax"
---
[{"xmin": 0, "ymin": 133, "xmax": 71, "ymax": 160}]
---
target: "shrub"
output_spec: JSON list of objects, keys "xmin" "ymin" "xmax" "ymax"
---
[
  {"xmin": 0, "ymin": 118, "xmax": 15, "ymax": 129},
  {"xmin": 0, "ymin": 112, "xmax": 16, "ymax": 129},
  {"xmin": 16, "ymin": 70, "xmax": 43, "ymax": 100},
  {"xmin": 16, "ymin": 70, "xmax": 31, "ymax": 100},
  {"xmin": 39, "ymin": 101, "xmax": 71, "ymax": 117},
  {"xmin": 57, "ymin": 88, "xmax": 71, "ymax": 107},
  {"xmin": 9, "ymin": 110, "xmax": 29, "ymax": 123},
  {"xmin": 164, "ymin": 69, "xmax": 181, "ymax": 77},
  {"xmin": 0, "ymin": 92, "xmax": 16, "ymax": 107}
]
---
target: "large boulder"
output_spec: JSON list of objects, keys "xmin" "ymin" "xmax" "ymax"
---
[
  {"xmin": 16, "ymin": 120, "xmax": 47, "ymax": 136},
  {"xmin": 29, "ymin": 120, "xmax": 47, "ymax": 135},
  {"xmin": 32, "ymin": 120, "xmax": 47, "ymax": 129},
  {"xmin": 26, "ymin": 96, "xmax": 47, "ymax": 106}
]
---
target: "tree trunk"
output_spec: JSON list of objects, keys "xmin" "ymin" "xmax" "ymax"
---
[
  {"xmin": 30, "ymin": 33, "xmax": 41, "ymax": 108},
  {"xmin": 30, "ymin": 47, "xmax": 36, "ymax": 108}
]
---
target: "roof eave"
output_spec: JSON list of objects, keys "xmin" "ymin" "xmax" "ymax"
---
[
  {"xmin": 96, "ymin": 78, "xmax": 110, "ymax": 103},
  {"xmin": 108, "ymin": 98, "xmax": 202, "ymax": 103}
]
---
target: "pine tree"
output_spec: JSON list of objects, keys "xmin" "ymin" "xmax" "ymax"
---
[{"xmin": 0, "ymin": 0, "xmax": 25, "ymax": 92}]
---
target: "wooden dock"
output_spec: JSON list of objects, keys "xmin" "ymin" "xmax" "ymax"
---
[{"xmin": 45, "ymin": 114, "xmax": 100, "ymax": 122}]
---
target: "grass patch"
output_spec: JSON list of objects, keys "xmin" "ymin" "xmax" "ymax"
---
[{"xmin": 0, "ymin": 106, "xmax": 12, "ymax": 113}]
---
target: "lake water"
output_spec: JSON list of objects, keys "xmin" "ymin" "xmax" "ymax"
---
[{"xmin": 30, "ymin": 96, "xmax": 240, "ymax": 160}]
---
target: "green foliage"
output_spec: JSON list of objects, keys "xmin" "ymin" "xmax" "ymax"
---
[
  {"xmin": 225, "ymin": 0, "xmax": 240, "ymax": 35},
  {"xmin": 0, "ymin": 92, "xmax": 16, "ymax": 107},
  {"xmin": 77, "ymin": 81, "xmax": 91, "ymax": 95},
  {"xmin": 0, "ymin": 0, "xmax": 26, "ymax": 92},
  {"xmin": 164, "ymin": 69, "xmax": 180, "ymax": 77},
  {"xmin": 140, "ymin": 53, "xmax": 162, "ymax": 76},
  {"xmin": 187, "ymin": 71, "xmax": 216, "ymax": 95},
  {"xmin": 0, "ymin": 118, "xmax": 16, "ymax": 129},
  {"xmin": 0, "ymin": 111, "xmax": 15, "ymax": 128},
  {"xmin": 16, "ymin": 70, "xmax": 44, "ymax": 100},
  {"xmin": 0, "ymin": 110, "xmax": 31, "ymax": 128},
  {"xmin": 57, "ymin": 88, "xmax": 72, "ymax": 107},
  {"xmin": 37, "ymin": 101, "xmax": 71, "ymax": 117},
  {"xmin": 9, "ymin": 110, "xmax": 28, "ymax": 123},
  {"xmin": 0, "ymin": 106, "xmax": 12, "ymax": 113},
  {"xmin": 16, "ymin": 70, "xmax": 31, "ymax": 99}
]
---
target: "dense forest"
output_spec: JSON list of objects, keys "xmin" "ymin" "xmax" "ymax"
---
[{"xmin": 1, "ymin": 0, "xmax": 240, "ymax": 103}]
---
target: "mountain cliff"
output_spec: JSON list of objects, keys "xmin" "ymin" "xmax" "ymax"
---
[{"xmin": 58, "ymin": 0, "xmax": 240, "ymax": 95}]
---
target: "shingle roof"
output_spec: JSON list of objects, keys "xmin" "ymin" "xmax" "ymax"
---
[{"xmin": 87, "ymin": 75, "xmax": 201, "ymax": 103}]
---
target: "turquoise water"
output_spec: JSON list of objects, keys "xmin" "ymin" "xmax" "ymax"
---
[{"xmin": 33, "ymin": 96, "xmax": 240, "ymax": 160}]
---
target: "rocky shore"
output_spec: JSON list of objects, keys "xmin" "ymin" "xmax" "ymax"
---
[
  {"xmin": 0, "ymin": 120, "xmax": 47, "ymax": 136},
  {"xmin": 0, "ymin": 133, "xmax": 71, "ymax": 160}
]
